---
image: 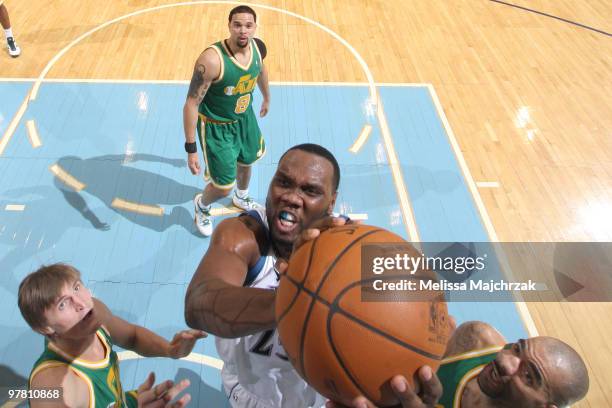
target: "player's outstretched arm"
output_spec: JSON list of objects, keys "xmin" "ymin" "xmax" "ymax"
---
[
  {"xmin": 94, "ymin": 298, "xmax": 206, "ymax": 359},
  {"xmin": 182, "ymin": 48, "xmax": 219, "ymax": 175},
  {"xmin": 185, "ymin": 217, "xmax": 277, "ymax": 338}
]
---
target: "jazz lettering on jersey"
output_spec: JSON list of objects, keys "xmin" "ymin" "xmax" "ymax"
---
[{"xmin": 224, "ymin": 74, "xmax": 258, "ymax": 96}]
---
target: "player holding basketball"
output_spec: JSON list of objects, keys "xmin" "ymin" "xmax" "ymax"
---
[
  {"xmin": 327, "ymin": 321, "xmax": 589, "ymax": 408},
  {"xmin": 433, "ymin": 321, "xmax": 589, "ymax": 408},
  {"xmin": 185, "ymin": 144, "xmax": 440, "ymax": 407},
  {"xmin": 183, "ymin": 5, "xmax": 270, "ymax": 237},
  {"xmin": 19, "ymin": 263, "xmax": 206, "ymax": 407}
]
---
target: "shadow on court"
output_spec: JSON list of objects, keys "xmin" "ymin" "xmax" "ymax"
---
[{"xmin": 53, "ymin": 154, "xmax": 200, "ymax": 235}]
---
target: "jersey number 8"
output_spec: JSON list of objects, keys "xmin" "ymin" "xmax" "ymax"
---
[{"xmin": 235, "ymin": 94, "xmax": 251, "ymax": 114}]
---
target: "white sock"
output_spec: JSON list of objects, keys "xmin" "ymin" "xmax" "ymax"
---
[
  {"xmin": 236, "ymin": 188, "xmax": 248, "ymax": 199},
  {"xmin": 5, "ymin": 28, "xmax": 14, "ymax": 39},
  {"xmin": 197, "ymin": 196, "xmax": 211, "ymax": 212}
]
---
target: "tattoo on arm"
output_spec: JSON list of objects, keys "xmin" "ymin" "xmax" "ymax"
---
[{"xmin": 188, "ymin": 63, "xmax": 209, "ymax": 103}]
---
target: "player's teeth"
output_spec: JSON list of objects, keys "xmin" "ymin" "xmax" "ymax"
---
[{"xmin": 279, "ymin": 211, "xmax": 296, "ymax": 222}]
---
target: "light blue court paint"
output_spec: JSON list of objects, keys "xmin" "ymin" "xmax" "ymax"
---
[
  {"xmin": 0, "ymin": 81, "xmax": 527, "ymax": 405},
  {"xmin": 0, "ymin": 81, "xmax": 30, "ymax": 127}
]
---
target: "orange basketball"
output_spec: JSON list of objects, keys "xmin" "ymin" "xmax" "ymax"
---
[{"xmin": 275, "ymin": 224, "xmax": 450, "ymax": 406}]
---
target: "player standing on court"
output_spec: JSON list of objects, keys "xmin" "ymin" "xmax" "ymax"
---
[
  {"xmin": 183, "ymin": 5, "xmax": 270, "ymax": 237},
  {"xmin": 1, "ymin": 1, "xmax": 21, "ymax": 57}
]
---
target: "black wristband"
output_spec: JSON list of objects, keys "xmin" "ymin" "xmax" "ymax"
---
[{"xmin": 184, "ymin": 142, "xmax": 197, "ymax": 153}]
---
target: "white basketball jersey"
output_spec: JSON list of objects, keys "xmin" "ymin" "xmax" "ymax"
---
[{"xmin": 216, "ymin": 207, "xmax": 326, "ymax": 408}]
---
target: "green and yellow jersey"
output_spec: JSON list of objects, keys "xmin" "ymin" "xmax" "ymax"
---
[
  {"xmin": 199, "ymin": 38, "xmax": 264, "ymax": 122},
  {"xmin": 435, "ymin": 346, "xmax": 501, "ymax": 408},
  {"xmin": 29, "ymin": 327, "xmax": 137, "ymax": 408}
]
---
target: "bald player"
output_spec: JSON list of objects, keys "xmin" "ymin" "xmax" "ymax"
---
[{"xmin": 435, "ymin": 321, "xmax": 589, "ymax": 408}]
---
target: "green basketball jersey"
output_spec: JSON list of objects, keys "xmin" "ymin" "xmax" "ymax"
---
[
  {"xmin": 29, "ymin": 328, "xmax": 138, "ymax": 408},
  {"xmin": 199, "ymin": 38, "xmax": 263, "ymax": 122},
  {"xmin": 435, "ymin": 346, "xmax": 501, "ymax": 408}
]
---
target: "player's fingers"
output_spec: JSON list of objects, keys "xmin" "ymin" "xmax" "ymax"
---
[
  {"xmin": 189, "ymin": 158, "xmax": 200, "ymax": 174},
  {"xmin": 391, "ymin": 375, "xmax": 425, "ymax": 408},
  {"xmin": 154, "ymin": 380, "xmax": 175, "ymax": 400},
  {"xmin": 292, "ymin": 228, "xmax": 320, "ymax": 251},
  {"xmin": 163, "ymin": 379, "xmax": 190, "ymax": 403},
  {"xmin": 274, "ymin": 258, "xmax": 289, "ymax": 274},
  {"xmin": 137, "ymin": 372, "xmax": 155, "ymax": 395},
  {"xmin": 417, "ymin": 366, "xmax": 442, "ymax": 406},
  {"xmin": 390, "ymin": 376, "xmax": 424, "ymax": 408},
  {"xmin": 169, "ymin": 393, "xmax": 191, "ymax": 408},
  {"xmin": 313, "ymin": 215, "xmax": 348, "ymax": 229},
  {"xmin": 351, "ymin": 396, "xmax": 377, "ymax": 408},
  {"xmin": 187, "ymin": 329, "xmax": 207, "ymax": 339},
  {"xmin": 300, "ymin": 227, "xmax": 321, "ymax": 241}
]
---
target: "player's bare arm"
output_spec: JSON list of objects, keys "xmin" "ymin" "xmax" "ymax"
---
[
  {"xmin": 30, "ymin": 365, "xmax": 89, "ymax": 408},
  {"xmin": 443, "ymin": 321, "xmax": 506, "ymax": 358},
  {"xmin": 257, "ymin": 63, "xmax": 270, "ymax": 117},
  {"xmin": 182, "ymin": 48, "xmax": 220, "ymax": 175},
  {"xmin": 185, "ymin": 217, "xmax": 277, "ymax": 338},
  {"xmin": 94, "ymin": 298, "xmax": 205, "ymax": 359}
]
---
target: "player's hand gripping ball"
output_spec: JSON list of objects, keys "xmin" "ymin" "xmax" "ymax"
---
[{"xmin": 276, "ymin": 224, "xmax": 451, "ymax": 407}]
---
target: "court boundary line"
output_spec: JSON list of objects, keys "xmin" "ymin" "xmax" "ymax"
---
[
  {"xmin": 117, "ymin": 350, "xmax": 224, "ymax": 370},
  {"xmin": 0, "ymin": 77, "xmax": 429, "ymax": 87},
  {"xmin": 489, "ymin": 0, "xmax": 611, "ymax": 37},
  {"xmin": 425, "ymin": 84, "xmax": 539, "ymax": 337}
]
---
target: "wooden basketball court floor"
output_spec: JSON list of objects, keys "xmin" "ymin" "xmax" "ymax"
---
[{"xmin": 0, "ymin": 1, "xmax": 610, "ymax": 406}]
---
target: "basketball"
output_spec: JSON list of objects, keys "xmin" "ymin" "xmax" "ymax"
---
[{"xmin": 275, "ymin": 224, "xmax": 450, "ymax": 406}]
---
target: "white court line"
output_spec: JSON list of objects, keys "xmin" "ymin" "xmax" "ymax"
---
[
  {"xmin": 5, "ymin": 204, "xmax": 25, "ymax": 211},
  {"xmin": 476, "ymin": 181, "xmax": 500, "ymax": 188},
  {"xmin": 26, "ymin": 1, "xmax": 376, "ymax": 102},
  {"xmin": 0, "ymin": 77, "xmax": 432, "ymax": 87},
  {"xmin": 0, "ymin": 94, "xmax": 28, "ymax": 156},
  {"xmin": 49, "ymin": 164, "xmax": 86, "ymax": 191},
  {"xmin": 347, "ymin": 213, "xmax": 368, "ymax": 220},
  {"xmin": 117, "ymin": 351, "xmax": 223, "ymax": 370},
  {"xmin": 376, "ymin": 95, "xmax": 421, "ymax": 242},
  {"xmin": 349, "ymin": 124, "xmax": 372, "ymax": 154},
  {"xmin": 26, "ymin": 120, "xmax": 42, "ymax": 148},
  {"xmin": 210, "ymin": 207, "xmax": 241, "ymax": 217},
  {"xmin": 426, "ymin": 84, "xmax": 539, "ymax": 337},
  {"xmin": 111, "ymin": 198, "xmax": 164, "ymax": 216}
]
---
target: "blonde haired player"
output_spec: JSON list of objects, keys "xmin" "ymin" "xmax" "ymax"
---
[{"xmin": 19, "ymin": 263, "xmax": 206, "ymax": 407}]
